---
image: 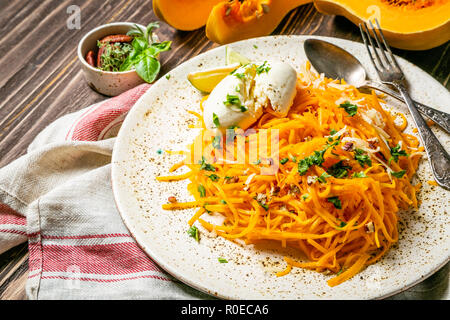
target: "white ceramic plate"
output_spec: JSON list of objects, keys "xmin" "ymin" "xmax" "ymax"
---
[{"xmin": 111, "ymin": 35, "xmax": 450, "ymax": 299}]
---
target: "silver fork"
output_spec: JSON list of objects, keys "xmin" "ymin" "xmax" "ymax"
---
[{"xmin": 359, "ymin": 19, "xmax": 450, "ymax": 190}]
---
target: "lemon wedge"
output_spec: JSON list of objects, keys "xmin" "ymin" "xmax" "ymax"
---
[
  {"xmin": 187, "ymin": 63, "xmax": 240, "ymax": 93},
  {"xmin": 226, "ymin": 46, "xmax": 251, "ymax": 65}
]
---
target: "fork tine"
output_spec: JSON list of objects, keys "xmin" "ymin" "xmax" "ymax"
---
[
  {"xmin": 359, "ymin": 23, "xmax": 382, "ymax": 76},
  {"xmin": 362, "ymin": 22, "xmax": 386, "ymax": 71},
  {"xmin": 368, "ymin": 20, "xmax": 390, "ymax": 68},
  {"xmin": 375, "ymin": 19, "xmax": 402, "ymax": 71}
]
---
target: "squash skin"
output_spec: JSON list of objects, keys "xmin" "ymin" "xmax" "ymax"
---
[
  {"xmin": 314, "ymin": 0, "xmax": 450, "ymax": 50},
  {"xmin": 153, "ymin": 0, "xmax": 223, "ymax": 31},
  {"xmin": 206, "ymin": 0, "xmax": 312, "ymax": 45}
]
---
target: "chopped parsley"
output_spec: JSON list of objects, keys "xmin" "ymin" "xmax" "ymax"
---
[
  {"xmin": 327, "ymin": 161, "xmax": 352, "ymax": 178},
  {"xmin": 259, "ymin": 203, "xmax": 269, "ymax": 211},
  {"xmin": 391, "ymin": 170, "xmax": 406, "ymax": 178},
  {"xmin": 256, "ymin": 61, "xmax": 271, "ymax": 74},
  {"xmin": 156, "ymin": 149, "xmax": 163, "ymax": 155},
  {"xmin": 339, "ymin": 101, "xmax": 358, "ymax": 117},
  {"xmin": 352, "ymin": 171, "xmax": 368, "ymax": 178},
  {"xmin": 302, "ymin": 194, "xmax": 310, "ymax": 200},
  {"xmin": 336, "ymin": 220, "xmax": 347, "ymax": 229},
  {"xmin": 233, "ymin": 72, "xmax": 246, "ymax": 79},
  {"xmin": 253, "ymin": 44, "xmax": 258, "ymax": 49},
  {"xmin": 354, "ymin": 148, "xmax": 372, "ymax": 167},
  {"xmin": 327, "ymin": 196, "xmax": 342, "ymax": 209},
  {"xmin": 197, "ymin": 184, "xmax": 206, "ymax": 197},
  {"xmin": 280, "ymin": 157, "xmax": 289, "ymax": 165},
  {"xmin": 224, "ymin": 94, "xmax": 240, "ymax": 106},
  {"xmin": 187, "ymin": 226, "xmax": 199, "ymax": 242},
  {"xmin": 330, "ymin": 129, "xmax": 338, "ymax": 135},
  {"xmin": 318, "ymin": 172, "xmax": 332, "ymax": 183},
  {"xmin": 199, "ymin": 156, "xmax": 216, "ymax": 171},
  {"xmin": 297, "ymin": 149, "xmax": 327, "ymax": 175},
  {"xmin": 165, "ymin": 74, "xmax": 171, "ymax": 80},
  {"xmin": 218, "ymin": 257, "xmax": 228, "ymax": 263},
  {"xmin": 220, "ymin": 199, "xmax": 227, "ymax": 204},
  {"xmin": 207, "ymin": 174, "xmax": 220, "ymax": 182},
  {"xmin": 212, "ymin": 113, "xmax": 220, "ymax": 128},
  {"xmin": 389, "ymin": 144, "xmax": 408, "ymax": 164}
]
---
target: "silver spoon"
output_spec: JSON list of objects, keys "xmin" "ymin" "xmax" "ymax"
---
[{"xmin": 304, "ymin": 39, "xmax": 450, "ymax": 134}]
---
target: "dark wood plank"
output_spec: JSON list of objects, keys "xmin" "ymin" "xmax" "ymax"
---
[{"xmin": 0, "ymin": 0, "xmax": 448, "ymax": 300}]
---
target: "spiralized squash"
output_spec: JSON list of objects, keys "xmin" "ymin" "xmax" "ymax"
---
[{"xmin": 157, "ymin": 62, "xmax": 423, "ymax": 286}]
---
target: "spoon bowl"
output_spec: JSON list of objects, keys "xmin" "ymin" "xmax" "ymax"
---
[{"xmin": 304, "ymin": 39, "xmax": 366, "ymax": 87}]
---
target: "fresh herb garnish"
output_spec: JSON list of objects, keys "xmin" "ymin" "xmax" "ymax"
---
[
  {"xmin": 165, "ymin": 74, "xmax": 171, "ymax": 80},
  {"xmin": 197, "ymin": 184, "xmax": 206, "ymax": 197},
  {"xmin": 302, "ymin": 194, "xmax": 310, "ymax": 200},
  {"xmin": 256, "ymin": 61, "xmax": 271, "ymax": 74},
  {"xmin": 233, "ymin": 72, "xmax": 246, "ymax": 79},
  {"xmin": 318, "ymin": 172, "xmax": 332, "ymax": 183},
  {"xmin": 327, "ymin": 161, "xmax": 352, "ymax": 178},
  {"xmin": 339, "ymin": 101, "xmax": 358, "ymax": 117},
  {"xmin": 391, "ymin": 170, "xmax": 406, "ymax": 178},
  {"xmin": 259, "ymin": 203, "xmax": 269, "ymax": 211},
  {"xmin": 280, "ymin": 157, "xmax": 289, "ymax": 165},
  {"xmin": 187, "ymin": 226, "xmax": 199, "ymax": 242},
  {"xmin": 389, "ymin": 144, "xmax": 408, "ymax": 164},
  {"xmin": 354, "ymin": 148, "xmax": 372, "ymax": 167},
  {"xmin": 212, "ymin": 113, "xmax": 220, "ymax": 128},
  {"xmin": 208, "ymin": 174, "xmax": 220, "ymax": 182},
  {"xmin": 297, "ymin": 149, "xmax": 327, "ymax": 176},
  {"xmin": 199, "ymin": 156, "xmax": 216, "ymax": 172},
  {"xmin": 327, "ymin": 196, "xmax": 342, "ymax": 209},
  {"xmin": 119, "ymin": 22, "xmax": 172, "ymax": 83},
  {"xmin": 352, "ymin": 171, "xmax": 368, "ymax": 178},
  {"xmin": 98, "ymin": 41, "xmax": 133, "ymax": 72},
  {"xmin": 220, "ymin": 199, "xmax": 227, "ymax": 204},
  {"xmin": 224, "ymin": 94, "xmax": 241, "ymax": 107},
  {"xmin": 330, "ymin": 129, "xmax": 338, "ymax": 135},
  {"xmin": 223, "ymin": 94, "xmax": 247, "ymax": 112},
  {"xmin": 218, "ymin": 257, "xmax": 228, "ymax": 263},
  {"xmin": 336, "ymin": 220, "xmax": 347, "ymax": 229}
]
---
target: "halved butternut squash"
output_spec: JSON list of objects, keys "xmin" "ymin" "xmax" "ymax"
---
[
  {"xmin": 314, "ymin": 0, "xmax": 450, "ymax": 50},
  {"xmin": 206, "ymin": 0, "xmax": 312, "ymax": 44},
  {"xmin": 153, "ymin": 0, "xmax": 223, "ymax": 31}
]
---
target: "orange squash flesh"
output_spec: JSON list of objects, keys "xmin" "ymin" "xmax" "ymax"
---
[
  {"xmin": 206, "ymin": 0, "xmax": 313, "ymax": 45},
  {"xmin": 314, "ymin": 0, "xmax": 450, "ymax": 50},
  {"xmin": 153, "ymin": 0, "xmax": 223, "ymax": 31}
]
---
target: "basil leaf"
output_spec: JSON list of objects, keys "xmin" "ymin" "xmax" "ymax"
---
[
  {"xmin": 135, "ymin": 55, "xmax": 160, "ymax": 83},
  {"xmin": 151, "ymin": 41, "xmax": 172, "ymax": 54},
  {"xmin": 132, "ymin": 37, "xmax": 148, "ymax": 56}
]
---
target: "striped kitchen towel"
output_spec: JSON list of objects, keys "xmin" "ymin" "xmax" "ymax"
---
[{"xmin": 0, "ymin": 84, "xmax": 208, "ymax": 299}]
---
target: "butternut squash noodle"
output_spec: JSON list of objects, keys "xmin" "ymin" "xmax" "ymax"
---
[{"xmin": 157, "ymin": 62, "xmax": 423, "ymax": 287}]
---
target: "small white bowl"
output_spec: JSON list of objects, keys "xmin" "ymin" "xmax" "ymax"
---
[{"xmin": 78, "ymin": 22, "xmax": 148, "ymax": 96}]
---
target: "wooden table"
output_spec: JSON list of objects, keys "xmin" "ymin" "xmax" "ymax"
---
[{"xmin": 0, "ymin": 0, "xmax": 448, "ymax": 300}]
